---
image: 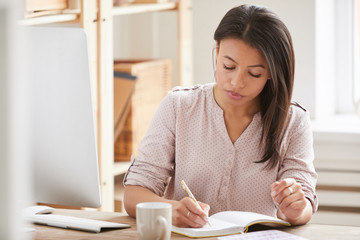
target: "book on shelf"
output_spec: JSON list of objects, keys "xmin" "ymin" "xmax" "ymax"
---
[
  {"xmin": 113, "ymin": 59, "xmax": 172, "ymax": 161},
  {"xmin": 171, "ymin": 211, "xmax": 290, "ymax": 238},
  {"xmin": 114, "ymin": 72, "xmax": 136, "ymax": 142}
]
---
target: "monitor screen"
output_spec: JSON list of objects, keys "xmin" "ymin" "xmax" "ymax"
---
[{"xmin": 26, "ymin": 26, "xmax": 101, "ymax": 208}]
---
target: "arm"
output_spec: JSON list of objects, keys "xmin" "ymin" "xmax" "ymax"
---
[
  {"xmin": 271, "ymin": 108, "xmax": 318, "ymax": 225},
  {"xmin": 124, "ymin": 185, "xmax": 210, "ymax": 228},
  {"xmin": 123, "ymin": 92, "xmax": 210, "ymax": 228}
]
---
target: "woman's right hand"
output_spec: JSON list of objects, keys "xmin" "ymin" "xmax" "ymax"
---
[
  {"xmin": 170, "ymin": 197, "xmax": 210, "ymax": 228},
  {"xmin": 124, "ymin": 186, "xmax": 210, "ymax": 228}
]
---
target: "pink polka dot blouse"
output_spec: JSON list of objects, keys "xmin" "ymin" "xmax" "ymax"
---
[{"xmin": 124, "ymin": 83, "xmax": 318, "ymax": 217}]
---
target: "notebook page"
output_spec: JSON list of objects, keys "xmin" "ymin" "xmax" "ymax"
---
[
  {"xmin": 172, "ymin": 217, "xmax": 241, "ymax": 237},
  {"xmin": 211, "ymin": 211, "xmax": 288, "ymax": 227}
]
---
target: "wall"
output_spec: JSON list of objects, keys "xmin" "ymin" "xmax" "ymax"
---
[{"xmin": 113, "ymin": 11, "xmax": 179, "ymax": 85}]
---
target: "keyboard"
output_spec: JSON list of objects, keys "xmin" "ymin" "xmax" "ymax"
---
[{"xmin": 25, "ymin": 214, "xmax": 131, "ymax": 233}]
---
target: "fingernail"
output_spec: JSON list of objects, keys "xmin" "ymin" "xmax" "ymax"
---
[{"xmin": 271, "ymin": 191, "xmax": 276, "ymax": 197}]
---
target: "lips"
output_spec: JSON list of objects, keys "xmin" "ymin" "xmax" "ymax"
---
[{"xmin": 226, "ymin": 90, "xmax": 243, "ymax": 100}]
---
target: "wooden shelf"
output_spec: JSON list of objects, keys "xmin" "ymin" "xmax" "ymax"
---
[
  {"xmin": 113, "ymin": 162, "xmax": 131, "ymax": 176},
  {"xmin": 19, "ymin": 12, "xmax": 79, "ymax": 26},
  {"xmin": 19, "ymin": 2, "xmax": 177, "ymax": 26},
  {"xmin": 112, "ymin": 2, "xmax": 177, "ymax": 16}
]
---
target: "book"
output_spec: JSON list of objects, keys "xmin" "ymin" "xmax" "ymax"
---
[
  {"xmin": 171, "ymin": 211, "xmax": 290, "ymax": 238},
  {"xmin": 113, "ymin": 72, "xmax": 136, "ymax": 142},
  {"xmin": 113, "ymin": 59, "xmax": 172, "ymax": 160}
]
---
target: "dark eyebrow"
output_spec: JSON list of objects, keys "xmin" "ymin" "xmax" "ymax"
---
[
  {"xmin": 224, "ymin": 55, "xmax": 266, "ymax": 69},
  {"xmin": 224, "ymin": 55, "xmax": 238, "ymax": 64},
  {"xmin": 248, "ymin": 64, "xmax": 266, "ymax": 69}
]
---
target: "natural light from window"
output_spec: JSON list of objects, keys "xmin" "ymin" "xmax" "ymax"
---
[
  {"xmin": 314, "ymin": 0, "xmax": 360, "ymax": 133},
  {"xmin": 354, "ymin": 0, "xmax": 360, "ymax": 116}
]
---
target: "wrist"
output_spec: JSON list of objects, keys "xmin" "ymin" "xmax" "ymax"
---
[{"xmin": 280, "ymin": 199, "xmax": 313, "ymax": 225}]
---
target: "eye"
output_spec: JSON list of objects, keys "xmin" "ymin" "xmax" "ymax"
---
[
  {"xmin": 223, "ymin": 64, "xmax": 235, "ymax": 70},
  {"xmin": 249, "ymin": 72, "xmax": 261, "ymax": 78}
]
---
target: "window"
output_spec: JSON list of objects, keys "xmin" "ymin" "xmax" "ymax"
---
[
  {"xmin": 354, "ymin": 0, "xmax": 360, "ymax": 115},
  {"xmin": 315, "ymin": 0, "xmax": 360, "ymax": 119},
  {"xmin": 334, "ymin": 0, "xmax": 359, "ymax": 115}
]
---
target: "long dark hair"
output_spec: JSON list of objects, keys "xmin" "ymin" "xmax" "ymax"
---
[{"xmin": 214, "ymin": 5, "xmax": 295, "ymax": 168}]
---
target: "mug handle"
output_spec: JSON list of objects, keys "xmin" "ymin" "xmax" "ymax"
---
[{"xmin": 156, "ymin": 216, "xmax": 168, "ymax": 240}]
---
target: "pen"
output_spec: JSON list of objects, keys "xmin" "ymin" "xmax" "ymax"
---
[{"xmin": 180, "ymin": 180, "xmax": 212, "ymax": 228}]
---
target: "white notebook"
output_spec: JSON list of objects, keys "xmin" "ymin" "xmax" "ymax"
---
[{"xmin": 172, "ymin": 211, "xmax": 290, "ymax": 238}]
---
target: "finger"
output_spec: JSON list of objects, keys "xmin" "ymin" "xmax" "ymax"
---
[
  {"xmin": 278, "ymin": 198, "xmax": 307, "ymax": 220},
  {"xmin": 270, "ymin": 181, "xmax": 280, "ymax": 190},
  {"xmin": 186, "ymin": 198, "xmax": 209, "ymax": 219},
  {"xmin": 279, "ymin": 189, "xmax": 306, "ymax": 210},
  {"xmin": 270, "ymin": 181, "xmax": 279, "ymax": 198},
  {"xmin": 271, "ymin": 178, "xmax": 296, "ymax": 198},
  {"xmin": 183, "ymin": 198, "xmax": 208, "ymax": 225},
  {"xmin": 174, "ymin": 205, "xmax": 203, "ymax": 228},
  {"xmin": 198, "ymin": 201, "xmax": 210, "ymax": 215},
  {"xmin": 184, "ymin": 210, "xmax": 207, "ymax": 228},
  {"xmin": 184, "ymin": 209, "xmax": 204, "ymax": 227},
  {"xmin": 272, "ymin": 182, "xmax": 302, "ymax": 206},
  {"xmin": 272, "ymin": 186, "xmax": 296, "ymax": 205},
  {"xmin": 276, "ymin": 178, "xmax": 296, "ymax": 192},
  {"xmin": 288, "ymin": 183, "xmax": 302, "ymax": 195}
]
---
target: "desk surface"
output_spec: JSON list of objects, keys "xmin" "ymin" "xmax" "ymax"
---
[{"xmin": 32, "ymin": 209, "xmax": 360, "ymax": 240}]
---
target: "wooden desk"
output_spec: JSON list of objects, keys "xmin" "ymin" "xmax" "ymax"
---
[{"xmin": 33, "ymin": 209, "xmax": 360, "ymax": 240}]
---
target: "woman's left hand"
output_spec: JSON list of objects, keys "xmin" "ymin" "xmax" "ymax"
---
[{"xmin": 271, "ymin": 178, "xmax": 312, "ymax": 225}]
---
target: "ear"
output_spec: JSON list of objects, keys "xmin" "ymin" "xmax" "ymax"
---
[
  {"xmin": 214, "ymin": 45, "xmax": 220, "ymax": 66},
  {"xmin": 212, "ymin": 45, "xmax": 219, "ymax": 70}
]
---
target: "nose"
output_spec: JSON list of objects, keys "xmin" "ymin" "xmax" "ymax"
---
[{"xmin": 230, "ymin": 71, "xmax": 246, "ymax": 89}]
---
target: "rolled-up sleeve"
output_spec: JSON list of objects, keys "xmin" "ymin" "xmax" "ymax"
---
[
  {"xmin": 277, "ymin": 110, "xmax": 318, "ymax": 213},
  {"xmin": 123, "ymin": 92, "xmax": 176, "ymax": 196}
]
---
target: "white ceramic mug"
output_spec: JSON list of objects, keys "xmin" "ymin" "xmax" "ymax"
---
[{"xmin": 136, "ymin": 202, "xmax": 172, "ymax": 240}]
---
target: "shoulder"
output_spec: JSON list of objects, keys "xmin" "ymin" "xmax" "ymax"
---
[
  {"xmin": 170, "ymin": 83, "xmax": 213, "ymax": 96},
  {"xmin": 280, "ymin": 102, "xmax": 312, "ymax": 151},
  {"xmin": 167, "ymin": 83, "xmax": 214, "ymax": 105},
  {"xmin": 289, "ymin": 102, "xmax": 308, "ymax": 117},
  {"xmin": 291, "ymin": 102, "xmax": 307, "ymax": 112},
  {"xmin": 287, "ymin": 102, "xmax": 311, "ymax": 130},
  {"xmin": 155, "ymin": 84, "xmax": 213, "ymax": 116}
]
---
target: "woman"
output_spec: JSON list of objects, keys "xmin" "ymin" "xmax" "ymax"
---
[{"xmin": 123, "ymin": 4, "xmax": 317, "ymax": 228}]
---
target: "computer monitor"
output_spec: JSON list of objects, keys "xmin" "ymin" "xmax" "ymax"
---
[{"xmin": 26, "ymin": 26, "xmax": 101, "ymax": 208}]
